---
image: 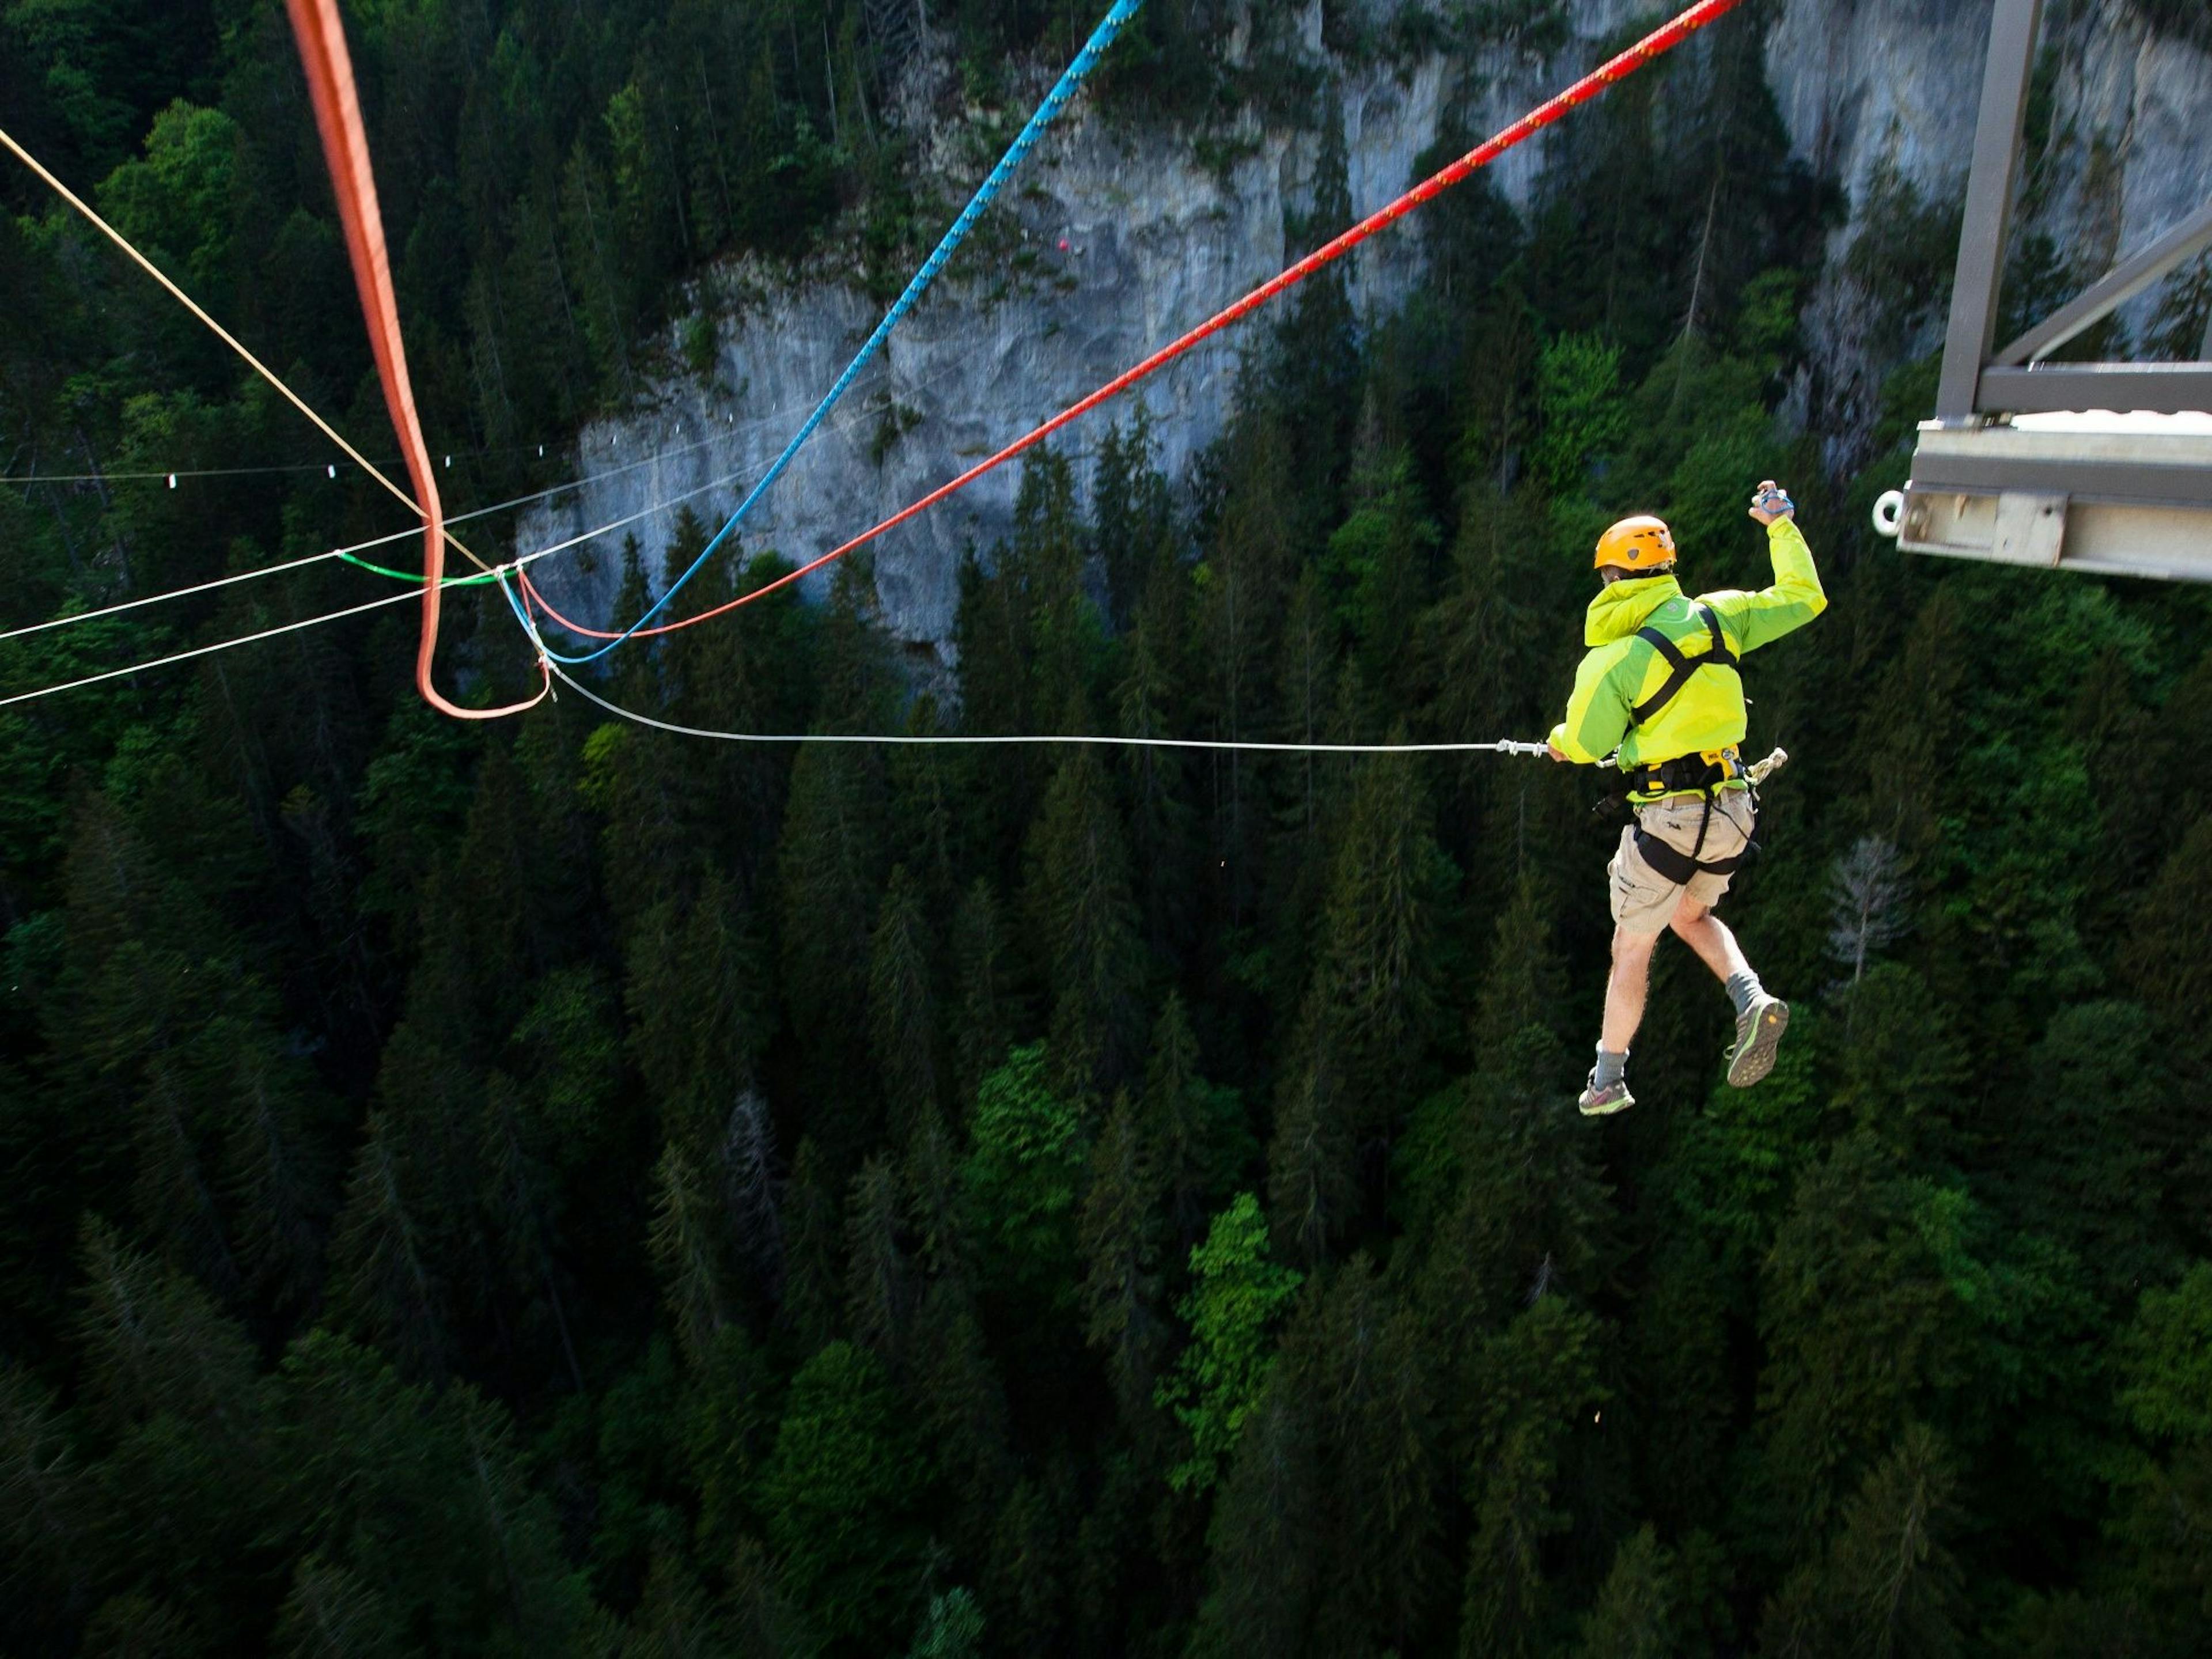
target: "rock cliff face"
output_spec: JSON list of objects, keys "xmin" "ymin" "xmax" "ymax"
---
[{"xmin": 517, "ymin": 0, "xmax": 2212, "ymax": 656}]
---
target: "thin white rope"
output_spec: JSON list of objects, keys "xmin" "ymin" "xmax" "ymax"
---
[
  {"xmin": 537, "ymin": 653, "xmax": 1549, "ymax": 755},
  {"xmin": 11, "ymin": 462, "xmax": 343, "ymax": 484},
  {"xmin": 0, "ymin": 445, "xmax": 844, "ymax": 703},
  {"xmin": 1, "ymin": 584, "xmax": 447, "ymax": 709},
  {"xmin": 0, "ymin": 120, "xmax": 502, "ymax": 575},
  {"xmin": 7, "ymin": 338, "xmax": 1003, "ymax": 643},
  {"xmin": 0, "ymin": 550, "xmax": 340, "ymax": 642}
]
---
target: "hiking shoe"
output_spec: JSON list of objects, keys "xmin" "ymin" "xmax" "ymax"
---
[
  {"xmin": 1726, "ymin": 995, "xmax": 1790, "ymax": 1088},
  {"xmin": 1578, "ymin": 1071, "xmax": 1635, "ymax": 1117}
]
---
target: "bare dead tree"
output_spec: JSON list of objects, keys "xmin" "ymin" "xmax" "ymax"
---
[{"xmin": 1827, "ymin": 835, "xmax": 1910, "ymax": 990}]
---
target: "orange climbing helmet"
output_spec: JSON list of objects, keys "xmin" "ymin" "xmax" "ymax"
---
[{"xmin": 1594, "ymin": 514, "xmax": 1676, "ymax": 573}]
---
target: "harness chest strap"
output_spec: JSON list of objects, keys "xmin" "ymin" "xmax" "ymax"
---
[{"xmin": 1629, "ymin": 601, "xmax": 1739, "ymax": 728}]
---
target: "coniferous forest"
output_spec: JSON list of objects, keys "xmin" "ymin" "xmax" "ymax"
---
[{"xmin": 6, "ymin": 1, "xmax": 2212, "ymax": 1654}]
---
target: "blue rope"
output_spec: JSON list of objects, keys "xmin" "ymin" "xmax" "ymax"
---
[{"xmin": 529, "ymin": 0, "xmax": 1145, "ymax": 663}]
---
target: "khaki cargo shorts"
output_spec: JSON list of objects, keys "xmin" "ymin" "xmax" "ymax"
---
[{"xmin": 1608, "ymin": 787, "xmax": 1756, "ymax": 934}]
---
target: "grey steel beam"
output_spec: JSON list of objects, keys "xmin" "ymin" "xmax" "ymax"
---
[
  {"xmin": 1909, "ymin": 448, "xmax": 2212, "ymax": 505},
  {"xmin": 1977, "ymin": 363, "xmax": 2212, "ymax": 413},
  {"xmin": 1992, "ymin": 196, "xmax": 2212, "ymax": 365},
  {"xmin": 1936, "ymin": 0, "xmax": 2046, "ymax": 420}
]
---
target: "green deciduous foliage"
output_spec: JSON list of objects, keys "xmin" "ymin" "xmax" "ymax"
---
[
  {"xmin": 1157, "ymin": 1191, "xmax": 1302, "ymax": 1494},
  {"xmin": 755, "ymin": 1340, "xmax": 933, "ymax": 1650},
  {"xmin": 961, "ymin": 1043, "xmax": 1089, "ymax": 1309}
]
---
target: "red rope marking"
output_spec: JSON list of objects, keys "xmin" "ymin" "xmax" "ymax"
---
[
  {"xmin": 286, "ymin": 0, "xmax": 547, "ymax": 719},
  {"xmin": 521, "ymin": 0, "xmax": 1747, "ymax": 646}
]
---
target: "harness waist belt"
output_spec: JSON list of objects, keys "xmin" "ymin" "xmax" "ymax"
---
[{"xmin": 1628, "ymin": 748, "xmax": 1741, "ymax": 797}]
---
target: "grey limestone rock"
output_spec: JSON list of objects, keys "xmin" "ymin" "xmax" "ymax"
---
[{"xmin": 516, "ymin": 0, "xmax": 2212, "ymax": 652}]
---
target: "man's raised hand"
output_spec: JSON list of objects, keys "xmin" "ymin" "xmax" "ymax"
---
[{"xmin": 1749, "ymin": 480, "xmax": 1795, "ymax": 525}]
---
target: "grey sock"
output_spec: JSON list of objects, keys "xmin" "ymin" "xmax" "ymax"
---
[
  {"xmin": 1725, "ymin": 971, "xmax": 1764, "ymax": 1017},
  {"xmin": 1593, "ymin": 1046, "xmax": 1628, "ymax": 1089}
]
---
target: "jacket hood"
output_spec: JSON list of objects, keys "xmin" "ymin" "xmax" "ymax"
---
[{"xmin": 1584, "ymin": 574, "xmax": 1681, "ymax": 646}]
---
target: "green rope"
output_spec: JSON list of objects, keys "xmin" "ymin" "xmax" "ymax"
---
[{"xmin": 338, "ymin": 551, "xmax": 501, "ymax": 586}]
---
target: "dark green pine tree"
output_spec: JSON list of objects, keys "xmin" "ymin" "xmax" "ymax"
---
[
  {"xmin": 1758, "ymin": 1423, "xmax": 1967, "ymax": 1659},
  {"xmin": 475, "ymin": 1070, "xmax": 586, "ymax": 1393},
  {"xmin": 1412, "ymin": 475, "xmax": 1566, "ymax": 906},
  {"xmin": 778, "ymin": 1138, "xmax": 844, "ymax": 1354},
  {"xmin": 908, "ymin": 1275, "xmax": 1017, "ymax": 1563},
  {"xmin": 886, "ymin": 695, "xmax": 965, "ymax": 913},
  {"xmin": 1077, "ymin": 1093, "xmax": 1166, "ymax": 1429},
  {"xmin": 777, "ymin": 734, "xmax": 889, "ymax": 1147},
  {"xmin": 1091, "ymin": 411, "xmax": 1177, "ymax": 633},
  {"xmin": 270, "ymin": 1552, "xmax": 407, "ymax": 1658},
  {"xmin": 1188, "ymin": 1362, "xmax": 1319, "ymax": 1659},
  {"xmin": 954, "ymin": 541, "xmax": 1037, "ymax": 747},
  {"xmin": 868, "ymin": 865, "xmax": 940, "ymax": 1139},
  {"xmin": 70, "ymin": 1219, "xmax": 278, "ymax": 1640},
  {"xmin": 1194, "ymin": 398, "xmax": 1298, "ymax": 916},
  {"xmin": 1306, "ymin": 1263, "xmax": 1441, "ymax": 1651},
  {"xmin": 1403, "ymin": 870, "xmax": 1608, "ymax": 1446},
  {"xmin": 648, "ymin": 1138, "xmax": 729, "ymax": 1368},
  {"xmin": 1116, "ymin": 553, "xmax": 1200, "ymax": 956},
  {"xmin": 607, "ymin": 533, "xmax": 664, "ymax": 711},
  {"xmin": 0, "ymin": 1365, "xmax": 81, "ymax": 1641},
  {"xmin": 326, "ymin": 1101, "xmax": 449, "ymax": 1384},
  {"xmin": 1300, "ymin": 743, "xmax": 1449, "ymax": 1135},
  {"xmin": 1753, "ymin": 1133, "xmax": 1965, "ymax": 1552},
  {"xmin": 1140, "ymin": 992, "xmax": 1247, "ymax": 1255},
  {"xmin": 843, "ymin": 1154, "xmax": 914, "ymax": 1368},
  {"xmin": 1191, "ymin": 1257, "xmax": 1438, "ymax": 1658},
  {"xmin": 1324, "ymin": 444, "xmax": 1440, "ymax": 717},
  {"xmin": 1267, "ymin": 1028, "xmax": 1355, "ymax": 1272},
  {"xmin": 1455, "ymin": 1296, "xmax": 1608, "ymax": 1659},
  {"xmin": 624, "ymin": 868, "xmax": 770, "ymax": 1161},
  {"xmin": 816, "ymin": 556, "xmax": 899, "ymax": 734},
  {"xmin": 1010, "ymin": 447, "xmax": 1100, "ymax": 732},
  {"xmin": 1023, "ymin": 747, "xmax": 1149, "ymax": 1101},
  {"xmin": 270, "ymin": 1331, "xmax": 589, "ymax": 1652},
  {"xmin": 950, "ymin": 879, "xmax": 1018, "ymax": 1100},
  {"xmin": 902, "ymin": 1105, "xmax": 971, "ymax": 1286},
  {"xmin": 1574, "ymin": 1527, "xmax": 1679, "ymax": 1659}
]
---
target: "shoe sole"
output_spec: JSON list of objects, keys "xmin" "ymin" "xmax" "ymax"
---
[
  {"xmin": 1578, "ymin": 1091, "xmax": 1635, "ymax": 1118},
  {"xmin": 1726, "ymin": 999, "xmax": 1790, "ymax": 1088}
]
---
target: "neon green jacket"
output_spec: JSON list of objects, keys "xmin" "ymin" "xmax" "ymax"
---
[{"xmin": 1548, "ymin": 518, "xmax": 1825, "ymax": 784}]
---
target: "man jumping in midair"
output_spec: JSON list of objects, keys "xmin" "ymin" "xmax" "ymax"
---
[{"xmin": 1547, "ymin": 482, "xmax": 1826, "ymax": 1116}]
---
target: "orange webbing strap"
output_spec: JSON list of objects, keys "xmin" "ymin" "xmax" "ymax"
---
[{"xmin": 285, "ymin": 0, "xmax": 546, "ymax": 721}]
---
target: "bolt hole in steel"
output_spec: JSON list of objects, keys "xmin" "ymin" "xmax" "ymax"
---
[{"xmin": 1872, "ymin": 489, "xmax": 1906, "ymax": 538}]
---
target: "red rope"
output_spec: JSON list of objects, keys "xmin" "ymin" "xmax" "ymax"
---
[
  {"xmin": 286, "ymin": 0, "xmax": 547, "ymax": 719},
  {"xmin": 521, "ymin": 0, "xmax": 1747, "ymax": 646}
]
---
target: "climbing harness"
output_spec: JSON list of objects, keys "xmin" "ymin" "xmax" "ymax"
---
[
  {"xmin": 1623, "ymin": 747, "xmax": 1790, "ymax": 890},
  {"xmin": 1602, "ymin": 598, "xmax": 1757, "ymax": 889}
]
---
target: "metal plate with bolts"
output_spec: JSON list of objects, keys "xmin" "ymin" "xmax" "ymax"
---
[
  {"xmin": 1892, "ymin": 488, "xmax": 2066, "ymax": 566},
  {"xmin": 1993, "ymin": 492, "xmax": 2067, "ymax": 565}
]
